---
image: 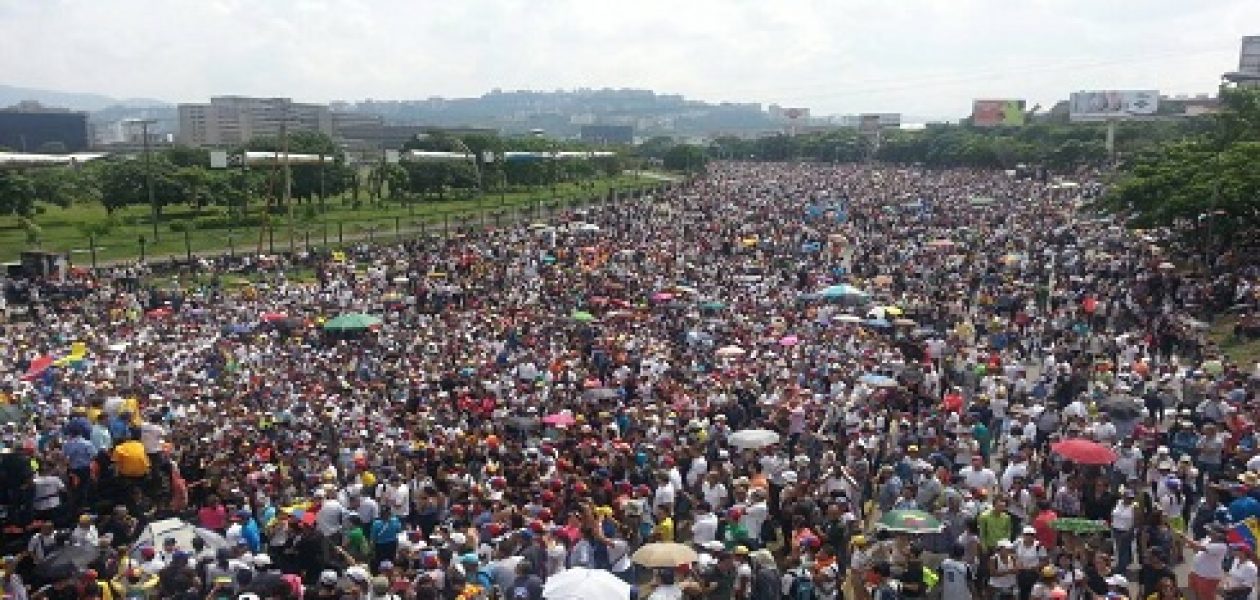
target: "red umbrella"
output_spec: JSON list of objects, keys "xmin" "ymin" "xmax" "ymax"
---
[
  {"xmin": 22, "ymin": 355, "xmax": 55, "ymax": 381},
  {"xmin": 542, "ymin": 413, "xmax": 576, "ymax": 427},
  {"xmin": 261, "ymin": 312, "xmax": 288, "ymax": 323},
  {"xmin": 146, "ymin": 307, "xmax": 172, "ymax": 318},
  {"xmin": 1051, "ymin": 438, "xmax": 1117, "ymax": 465}
]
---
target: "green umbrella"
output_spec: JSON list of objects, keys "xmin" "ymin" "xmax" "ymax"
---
[
  {"xmin": 877, "ymin": 510, "xmax": 943, "ymax": 534},
  {"xmin": 1049, "ymin": 517, "xmax": 1109, "ymax": 534},
  {"xmin": 571, "ymin": 311, "xmax": 595, "ymax": 323},
  {"xmin": 699, "ymin": 301, "xmax": 728, "ymax": 311},
  {"xmin": 323, "ymin": 313, "xmax": 383, "ymax": 331}
]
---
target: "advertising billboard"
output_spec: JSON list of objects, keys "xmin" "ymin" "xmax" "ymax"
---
[
  {"xmin": 1069, "ymin": 90, "xmax": 1159, "ymax": 121},
  {"xmin": 971, "ymin": 100, "xmax": 1026, "ymax": 127}
]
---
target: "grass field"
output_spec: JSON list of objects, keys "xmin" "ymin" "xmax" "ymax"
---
[
  {"xmin": 1209, "ymin": 315, "xmax": 1260, "ymax": 366},
  {"xmin": 0, "ymin": 174, "xmax": 662, "ymax": 264}
]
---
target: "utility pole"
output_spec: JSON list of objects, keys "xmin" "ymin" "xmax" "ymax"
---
[
  {"xmin": 127, "ymin": 119, "xmax": 160, "ymax": 241},
  {"xmin": 283, "ymin": 121, "xmax": 294, "ymax": 254}
]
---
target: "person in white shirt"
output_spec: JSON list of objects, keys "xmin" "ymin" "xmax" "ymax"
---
[
  {"xmin": 962, "ymin": 457, "xmax": 998, "ymax": 493},
  {"xmin": 1223, "ymin": 544, "xmax": 1258, "ymax": 600},
  {"xmin": 378, "ymin": 475, "xmax": 411, "ymax": 519},
  {"xmin": 316, "ymin": 491, "xmax": 348, "ymax": 537},
  {"xmin": 1184, "ymin": 528, "xmax": 1230, "ymax": 600},
  {"xmin": 701, "ymin": 471, "xmax": 730, "ymax": 510},
  {"xmin": 740, "ymin": 491, "xmax": 770, "ymax": 544},
  {"xmin": 1111, "ymin": 490, "xmax": 1138, "ymax": 573},
  {"xmin": 692, "ymin": 503, "xmax": 719, "ymax": 545},
  {"xmin": 652, "ymin": 472, "xmax": 676, "ymax": 512},
  {"xmin": 30, "ymin": 470, "xmax": 66, "ymax": 518}
]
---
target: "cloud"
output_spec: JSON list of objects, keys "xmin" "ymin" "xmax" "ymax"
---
[{"xmin": 0, "ymin": 0, "xmax": 1254, "ymax": 118}]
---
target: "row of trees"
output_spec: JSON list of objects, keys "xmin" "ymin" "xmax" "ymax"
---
[
  {"xmin": 633, "ymin": 113, "xmax": 1217, "ymax": 175},
  {"xmin": 0, "ymin": 131, "xmax": 627, "ymax": 223},
  {"xmin": 1101, "ymin": 87, "xmax": 1260, "ymax": 238}
]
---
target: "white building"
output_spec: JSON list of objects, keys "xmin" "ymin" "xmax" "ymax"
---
[{"xmin": 177, "ymin": 96, "xmax": 333, "ymax": 147}]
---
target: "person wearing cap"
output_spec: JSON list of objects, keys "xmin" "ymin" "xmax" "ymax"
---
[
  {"xmin": 988, "ymin": 540, "xmax": 1019, "ymax": 600},
  {"xmin": 1104, "ymin": 574, "xmax": 1132, "ymax": 600},
  {"xmin": 1014, "ymin": 526, "xmax": 1048, "ymax": 600},
  {"xmin": 1111, "ymin": 488, "xmax": 1138, "ymax": 575}
]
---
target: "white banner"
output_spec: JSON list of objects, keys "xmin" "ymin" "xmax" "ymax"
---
[{"xmin": 1069, "ymin": 90, "xmax": 1159, "ymax": 121}]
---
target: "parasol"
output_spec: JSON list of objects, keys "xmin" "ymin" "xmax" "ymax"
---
[
  {"xmin": 323, "ymin": 313, "xmax": 383, "ymax": 331},
  {"xmin": 632, "ymin": 542, "xmax": 698, "ymax": 568},
  {"xmin": 878, "ymin": 509, "xmax": 944, "ymax": 533},
  {"xmin": 542, "ymin": 567, "xmax": 631, "ymax": 600},
  {"xmin": 1050, "ymin": 438, "xmax": 1117, "ymax": 465},
  {"xmin": 1050, "ymin": 518, "xmax": 1109, "ymax": 534},
  {"xmin": 728, "ymin": 429, "xmax": 781, "ymax": 449}
]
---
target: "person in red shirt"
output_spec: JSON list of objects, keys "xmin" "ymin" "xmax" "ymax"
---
[
  {"xmin": 943, "ymin": 388, "xmax": 965, "ymax": 414},
  {"xmin": 1032, "ymin": 501, "xmax": 1059, "ymax": 550}
]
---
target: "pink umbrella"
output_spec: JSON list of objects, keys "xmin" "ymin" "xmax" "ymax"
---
[
  {"xmin": 651, "ymin": 292, "xmax": 675, "ymax": 302},
  {"xmin": 542, "ymin": 413, "xmax": 576, "ymax": 427},
  {"xmin": 778, "ymin": 335, "xmax": 800, "ymax": 347},
  {"xmin": 261, "ymin": 312, "xmax": 288, "ymax": 323}
]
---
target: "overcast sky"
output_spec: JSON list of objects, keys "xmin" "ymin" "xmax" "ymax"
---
[{"xmin": 1, "ymin": 0, "xmax": 1255, "ymax": 119}]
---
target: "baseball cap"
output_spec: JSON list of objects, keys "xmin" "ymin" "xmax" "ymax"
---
[{"xmin": 319, "ymin": 570, "xmax": 339, "ymax": 586}]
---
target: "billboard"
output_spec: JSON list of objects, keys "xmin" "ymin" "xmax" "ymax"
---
[
  {"xmin": 1069, "ymin": 90, "xmax": 1158, "ymax": 121},
  {"xmin": 971, "ymin": 100, "xmax": 1026, "ymax": 127}
]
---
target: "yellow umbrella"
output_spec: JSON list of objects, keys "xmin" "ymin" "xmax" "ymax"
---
[{"xmin": 883, "ymin": 306, "xmax": 904, "ymax": 316}]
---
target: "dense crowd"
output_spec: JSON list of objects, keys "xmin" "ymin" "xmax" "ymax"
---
[{"xmin": 1, "ymin": 162, "xmax": 1258, "ymax": 600}]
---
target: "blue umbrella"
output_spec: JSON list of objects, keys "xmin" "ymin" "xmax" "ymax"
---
[
  {"xmin": 225, "ymin": 323, "xmax": 255, "ymax": 334},
  {"xmin": 818, "ymin": 284, "xmax": 868, "ymax": 300},
  {"xmin": 864, "ymin": 318, "xmax": 892, "ymax": 329}
]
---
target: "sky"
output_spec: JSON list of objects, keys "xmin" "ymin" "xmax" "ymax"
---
[{"xmin": 0, "ymin": 0, "xmax": 1256, "ymax": 119}]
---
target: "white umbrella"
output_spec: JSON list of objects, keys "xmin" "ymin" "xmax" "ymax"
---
[
  {"xmin": 542, "ymin": 567, "xmax": 631, "ymax": 600},
  {"xmin": 715, "ymin": 345, "xmax": 746, "ymax": 358},
  {"xmin": 631, "ymin": 542, "xmax": 699, "ymax": 568},
  {"xmin": 132, "ymin": 518, "xmax": 228, "ymax": 559},
  {"xmin": 728, "ymin": 428, "xmax": 781, "ymax": 449},
  {"xmin": 837, "ymin": 315, "xmax": 863, "ymax": 323},
  {"xmin": 576, "ymin": 223, "xmax": 601, "ymax": 232}
]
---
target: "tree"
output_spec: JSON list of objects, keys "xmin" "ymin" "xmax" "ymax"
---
[
  {"xmin": 29, "ymin": 167, "xmax": 97, "ymax": 209},
  {"xmin": 244, "ymin": 131, "xmax": 352, "ymax": 202},
  {"xmin": 93, "ymin": 157, "xmax": 180, "ymax": 215},
  {"xmin": 0, "ymin": 171, "xmax": 37, "ymax": 217},
  {"xmin": 1100, "ymin": 87, "xmax": 1260, "ymax": 240},
  {"xmin": 173, "ymin": 166, "xmax": 213, "ymax": 213},
  {"xmin": 663, "ymin": 145, "xmax": 708, "ymax": 172}
]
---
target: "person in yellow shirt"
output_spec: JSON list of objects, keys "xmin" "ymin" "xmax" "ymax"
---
[{"xmin": 653, "ymin": 504, "xmax": 674, "ymax": 542}]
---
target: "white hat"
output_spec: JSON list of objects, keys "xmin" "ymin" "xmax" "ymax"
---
[
  {"xmin": 1106, "ymin": 575, "xmax": 1129, "ymax": 587},
  {"xmin": 997, "ymin": 540, "xmax": 1014, "ymax": 549},
  {"xmin": 782, "ymin": 471, "xmax": 799, "ymax": 484}
]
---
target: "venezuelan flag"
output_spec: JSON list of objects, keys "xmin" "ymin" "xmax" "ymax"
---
[{"xmin": 1227, "ymin": 517, "xmax": 1260, "ymax": 550}]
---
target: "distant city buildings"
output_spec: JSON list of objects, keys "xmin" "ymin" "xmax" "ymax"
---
[
  {"xmin": 0, "ymin": 101, "xmax": 89, "ymax": 152},
  {"xmin": 177, "ymin": 96, "xmax": 333, "ymax": 147},
  {"xmin": 1224, "ymin": 35, "xmax": 1260, "ymax": 88}
]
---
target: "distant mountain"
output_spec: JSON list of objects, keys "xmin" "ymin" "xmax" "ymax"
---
[{"xmin": 0, "ymin": 84, "xmax": 169, "ymax": 112}]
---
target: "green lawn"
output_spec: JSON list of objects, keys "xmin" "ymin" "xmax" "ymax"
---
[
  {"xmin": 1209, "ymin": 315, "xmax": 1260, "ymax": 366},
  {"xmin": 0, "ymin": 174, "xmax": 662, "ymax": 264}
]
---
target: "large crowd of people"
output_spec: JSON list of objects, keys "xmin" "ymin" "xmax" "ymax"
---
[{"xmin": 0, "ymin": 162, "xmax": 1258, "ymax": 600}]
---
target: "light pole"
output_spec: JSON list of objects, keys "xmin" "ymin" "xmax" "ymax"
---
[{"xmin": 125, "ymin": 118, "xmax": 160, "ymax": 241}]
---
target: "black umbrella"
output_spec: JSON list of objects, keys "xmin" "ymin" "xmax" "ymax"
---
[
  {"xmin": 35, "ymin": 544, "xmax": 99, "ymax": 582},
  {"xmin": 582, "ymin": 388, "xmax": 621, "ymax": 402},
  {"xmin": 1101, "ymin": 398, "xmax": 1142, "ymax": 420}
]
